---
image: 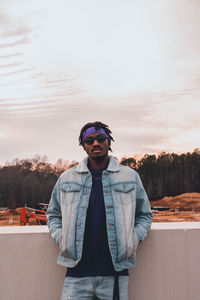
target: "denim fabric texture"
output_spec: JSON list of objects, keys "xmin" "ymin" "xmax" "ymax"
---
[
  {"xmin": 61, "ymin": 276, "xmax": 129, "ymax": 300},
  {"xmin": 47, "ymin": 156, "xmax": 153, "ymax": 272}
]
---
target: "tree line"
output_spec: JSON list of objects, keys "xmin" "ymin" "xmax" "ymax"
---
[
  {"xmin": 0, "ymin": 155, "xmax": 77, "ymax": 209},
  {"xmin": 121, "ymin": 148, "xmax": 200, "ymax": 200},
  {"xmin": 0, "ymin": 150, "xmax": 200, "ymax": 208}
]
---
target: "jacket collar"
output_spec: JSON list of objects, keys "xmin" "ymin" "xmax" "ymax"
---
[{"xmin": 76, "ymin": 155, "xmax": 120, "ymax": 173}]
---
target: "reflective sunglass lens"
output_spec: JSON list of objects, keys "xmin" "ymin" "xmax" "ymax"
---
[
  {"xmin": 85, "ymin": 138, "xmax": 94, "ymax": 145},
  {"xmin": 96, "ymin": 136, "xmax": 106, "ymax": 143}
]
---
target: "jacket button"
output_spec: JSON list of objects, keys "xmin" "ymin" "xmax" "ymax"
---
[
  {"xmin": 75, "ymin": 241, "xmax": 79, "ymax": 246},
  {"xmin": 77, "ymin": 221, "xmax": 81, "ymax": 226},
  {"xmin": 80, "ymin": 204, "xmax": 83, "ymax": 208}
]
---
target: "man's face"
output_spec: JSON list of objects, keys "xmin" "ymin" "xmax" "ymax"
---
[{"xmin": 83, "ymin": 133, "xmax": 110, "ymax": 161}]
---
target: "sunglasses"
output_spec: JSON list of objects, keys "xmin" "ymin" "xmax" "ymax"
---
[{"xmin": 84, "ymin": 135, "xmax": 107, "ymax": 145}]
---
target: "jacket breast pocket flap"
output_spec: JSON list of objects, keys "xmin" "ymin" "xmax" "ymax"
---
[
  {"xmin": 113, "ymin": 182, "xmax": 136, "ymax": 205},
  {"xmin": 61, "ymin": 183, "xmax": 82, "ymax": 193},
  {"xmin": 113, "ymin": 182, "xmax": 135, "ymax": 193}
]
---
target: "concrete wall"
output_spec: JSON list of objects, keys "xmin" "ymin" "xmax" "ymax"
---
[{"xmin": 0, "ymin": 223, "xmax": 200, "ymax": 300}]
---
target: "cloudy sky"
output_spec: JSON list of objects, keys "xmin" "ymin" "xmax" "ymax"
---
[{"xmin": 0, "ymin": 0, "xmax": 200, "ymax": 165}]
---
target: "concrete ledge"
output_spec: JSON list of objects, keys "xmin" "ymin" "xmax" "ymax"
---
[{"xmin": 1, "ymin": 223, "xmax": 200, "ymax": 300}]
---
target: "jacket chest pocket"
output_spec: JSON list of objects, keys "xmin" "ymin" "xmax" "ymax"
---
[
  {"xmin": 113, "ymin": 182, "xmax": 136, "ymax": 205},
  {"xmin": 61, "ymin": 182, "xmax": 82, "ymax": 205}
]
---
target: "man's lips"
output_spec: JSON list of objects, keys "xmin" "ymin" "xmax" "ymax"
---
[{"xmin": 92, "ymin": 147, "xmax": 103, "ymax": 152}]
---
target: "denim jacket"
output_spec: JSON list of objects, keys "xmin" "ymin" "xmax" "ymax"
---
[{"xmin": 47, "ymin": 156, "xmax": 153, "ymax": 271}]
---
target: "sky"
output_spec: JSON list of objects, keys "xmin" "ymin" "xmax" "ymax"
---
[{"xmin": 0, "ymin": 0, "xmax": 200, "ymax": 165}]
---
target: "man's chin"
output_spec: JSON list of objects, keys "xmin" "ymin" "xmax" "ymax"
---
[{"xmin": 91, "ymin": 153, "xmax": 107, "ymax": 162}]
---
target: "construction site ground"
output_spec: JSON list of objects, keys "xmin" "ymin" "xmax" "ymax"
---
[{"xmin": 1, "ymin": 192, "xmax": 200, "ymax": 226}]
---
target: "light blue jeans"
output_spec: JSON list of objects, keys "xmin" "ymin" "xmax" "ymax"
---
[{"xmin": 61, "ymin": 276, "xmax": 129, "ymax": 300}]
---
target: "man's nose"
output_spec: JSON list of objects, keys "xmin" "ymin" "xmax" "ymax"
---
[{"xmin": 93, "ymin": 139, "xmax": 100, "ymax": 145}]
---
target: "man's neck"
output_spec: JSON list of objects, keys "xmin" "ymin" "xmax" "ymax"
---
[{"xmin": 88, "ymin": 156, "xmax": 109, "ymax": 170}]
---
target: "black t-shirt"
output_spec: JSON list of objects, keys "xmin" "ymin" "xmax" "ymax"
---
[{"xmin": 66, "ymin": 167, "xmax": 128, "ymax": 277}]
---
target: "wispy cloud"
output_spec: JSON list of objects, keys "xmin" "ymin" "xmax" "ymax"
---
[{"xmin": 0, "ymin": 37, "xmax": 30, "ymax": 49}]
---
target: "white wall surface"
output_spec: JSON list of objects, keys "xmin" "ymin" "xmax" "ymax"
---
[{"xmin": 0, "ymin": 223, "xmax": 200, "ymax": 300}]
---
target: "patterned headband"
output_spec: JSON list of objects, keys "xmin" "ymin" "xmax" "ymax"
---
[{"xmin": 82, "ymin": 127, "xmax": 111, "ymax": 144}]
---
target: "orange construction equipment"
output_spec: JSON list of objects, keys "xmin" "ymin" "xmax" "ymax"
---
[
  {"xmin": 20, "ymin": 207, "xmax": 29, "ymax": 225},
  {"xmin": 20, "ymin": 205, "xmax": 48, "ymax": 225}
]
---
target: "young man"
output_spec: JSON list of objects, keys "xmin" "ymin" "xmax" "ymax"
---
[{"xmin": 47, "ymin": 121, "xmax": 153, "ymax": 300}]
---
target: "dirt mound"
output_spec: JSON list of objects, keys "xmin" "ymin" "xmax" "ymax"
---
[
  {"xmin": 150, "ymin": 192, "xmax": 200, "ymax": 222},
  {"xmin": 151, "ymin": 192, "xmax": 200, "ymax": 211}
]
